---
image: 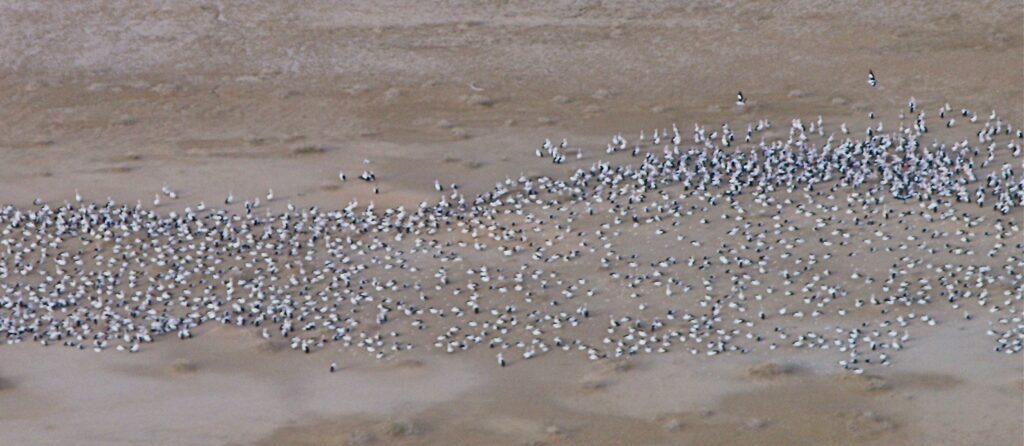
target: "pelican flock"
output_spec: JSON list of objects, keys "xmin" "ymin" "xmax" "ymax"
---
[{"xmin": 1, "ymin": 98, "xmax": 1021, "ymax": 375}]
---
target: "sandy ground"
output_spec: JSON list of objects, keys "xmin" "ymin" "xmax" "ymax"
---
[
  {"xmin": 1, "ymin": 322, "xmax": 1020, "ymax": 445},
  {"xmin": 0, "ymin": 1, "xmax": 1022, "ymax": 445}
]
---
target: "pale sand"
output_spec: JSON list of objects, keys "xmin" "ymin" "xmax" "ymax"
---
[
  {"xmin": 1, "ymin": 322, "xmax": 1019, "ymax": 445},
  {"xmin": 0, "ymin": 1, "xmax": 1022, "ymax": 445}
]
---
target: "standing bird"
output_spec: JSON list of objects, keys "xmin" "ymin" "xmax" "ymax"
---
[
  {"xmin": 867, "ymin": 70, "xmax": 877, "ymax": 87},
  {"xmin": 266, "ymin": 189, "xmax": 274, "ymax": 201},
  {"xmin": 225, "ymin": 192, "xmax": 234, "ymax": 205},
  {"xmin": 161, "ymin": 184, "xmax": 177, "ymax": 199},
  {"xmin": 736, "ymin": 91, "xmax": 746, "ymax": 106},
  {"xmin": 339, "ymin": 170, "xmax": 347, "ymax": 182}
]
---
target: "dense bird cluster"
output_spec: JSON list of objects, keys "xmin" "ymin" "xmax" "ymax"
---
[{"xmin": 1, "ymin": 102, "xmax": 1021, "ymax": 373}]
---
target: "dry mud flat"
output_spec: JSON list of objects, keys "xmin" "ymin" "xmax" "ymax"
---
[
  {"xmin": 0, "ymin": 1, "xmax": 1021, "ymax": 207},
  {"xmin": 0, "ymin": 1, "xmax": 1022, "ymax": 446},
  {"xmin": 0, "ymin": 322, "xmax": 1020, "ymax": 446}
]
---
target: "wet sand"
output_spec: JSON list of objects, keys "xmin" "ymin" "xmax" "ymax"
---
[{"xmin": 0, "ymin": 1, "xmax": 1022, "ymax": 445}]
